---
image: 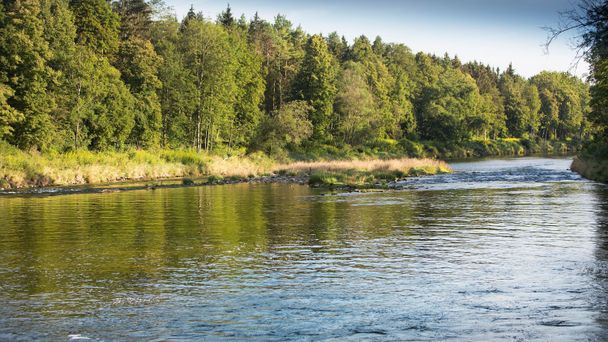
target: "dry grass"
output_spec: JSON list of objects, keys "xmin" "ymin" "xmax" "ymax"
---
[
  {"xmin": 0, "ymin": 140, "xmax": 450, "ymax": 190},
  {"xmin": 275, "ymin": 158, "xmax": 452, "ymax": 174},
  {"xmin": 276, "ymin": 158, "xmax": 452, "ymax": 188},
  {"xmin": 0, "ymin": 144, "xmax": 275, "ymax": 189},
  {"xmin": 205, "ymin": 153, "xmax": 275, "ymax": 177}
]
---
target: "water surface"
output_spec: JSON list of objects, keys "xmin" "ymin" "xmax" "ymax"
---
[{"xmin": 1, "ymin": 157, "xmax": 608, "ymax": 340}]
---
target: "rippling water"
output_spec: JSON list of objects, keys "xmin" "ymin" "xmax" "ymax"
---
[{"xmin": 1, "ymin": 157, "xmax": 608, "ymax": 340}]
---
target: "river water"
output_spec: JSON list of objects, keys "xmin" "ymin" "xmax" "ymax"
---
[{"xmin": 1, "ymin": 157, "xmax": 607, "ymax": 341}]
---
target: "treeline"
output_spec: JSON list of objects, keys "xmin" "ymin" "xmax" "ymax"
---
[{"xmin": 0, "ymin": 0, "xmax": 592, "ymax": 156}]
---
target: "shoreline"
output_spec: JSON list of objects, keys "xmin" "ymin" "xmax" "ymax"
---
[
  {"xmin": 571, "ymin": 156, "xmax": 608, "ymax": 183},
  {"xmin": 0, "ymin": 171, "xmax": 440, "ymax": 197},
  {"xmin": 1, "ymin": 153, "xmax": 581, "ymax": 197},
  {"xmin": 0, "ymin": 174, "xmax": 310, "ymax": 197},
  {"xmin": 0, "ymin": 141, "xmax": 578, "ymax": 195},
  {"xmin": 0, "ymin": 153, "xmax": 578, "ymax": 197},
  {"xmin": 0, "ymin": 157, "xmax": 451, "ymax": 196}
]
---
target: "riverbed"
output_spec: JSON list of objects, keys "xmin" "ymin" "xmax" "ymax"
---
[{"xmin": 1, "ymin": 156, "xmax": 607, "ymax": 340}]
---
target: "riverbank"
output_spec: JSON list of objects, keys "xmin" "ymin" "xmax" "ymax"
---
[
  {"xmin": 571, "ymin": 157, "xmax": 608, "ymax": 182},
  {"xmin": 570, "ymin": 142, "xmax": 608, "ymax": 182},
  {"xmin": 0, "ymin": 137, "xmax": 573, "ymax": 191},
  {"xmin": 0, "ymin": 143, "xmax": 273, "ymax": 190},
  {"xmin": 0, "ymin": 142, "xmax": 450, "ymax": 191}
]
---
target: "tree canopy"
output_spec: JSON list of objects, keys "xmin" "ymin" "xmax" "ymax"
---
[{"xmin": 0, "ymin": 1, "xmax": 591, "ymax": 154}]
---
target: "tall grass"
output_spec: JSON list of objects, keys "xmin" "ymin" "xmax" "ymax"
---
[
  {"xmin": 0, "ymin": 142, "xmax": 275, "ymax": 189},
  {"xmin": 276, "ymin": 158, "xmax": 451, "ymax": 174},
  {"xmin": 276, "ymin": 158, "xmax": 452, "ymax": 188},
  {"xmin": 0, "ymin": 141, "xmax": 450, "ymax": 189}
]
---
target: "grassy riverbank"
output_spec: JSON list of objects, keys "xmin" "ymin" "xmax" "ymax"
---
[
  {"xmin": 0, "ymin": 142, "xmax": 450, "ymax": 190},
  {"xmin": 0, "ymin": 137, "xmax": 572, "ymax": 190},
  {"xmin": 0, "ymin": 142, "xmax": 274, "ymax": 189},
  {"xmin": 277, "ymin": 158, "xmax": 451, "ymax": 188}
]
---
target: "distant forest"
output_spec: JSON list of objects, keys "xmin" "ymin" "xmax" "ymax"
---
[{"xmin": 0, "ymin": 0, "xmax": 592, "ymax": 155}]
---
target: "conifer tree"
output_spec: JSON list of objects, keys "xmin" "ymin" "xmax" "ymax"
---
[
  {"xmin": 294, "ymin": 34, "xmax": 338, "ymax": 141},
  {"xmin": 112, "ymin": 0, "xmax": 153, "ymax": 40},
  {"xmin": 70, "ymin": 0, "xmax": 120, "ymax": 56},
  {"xmin": 218, "ymin": 4, "xmax": 235, "ymax": 27}
]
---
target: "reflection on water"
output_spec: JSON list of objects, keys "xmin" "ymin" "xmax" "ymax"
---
[{"xmin": 1, "ymin": 157, "xmax": 608, "ymax": 340}]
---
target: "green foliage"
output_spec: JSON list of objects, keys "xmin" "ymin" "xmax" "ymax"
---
[
  {"xmin": 256, "ymin": 100, "xmax": 313, "ymax": 156},
  {"xmin": 0, "ymin": 3, "xmax": 592, "ymax": 162},
  {"xmin": 531, "ymin": 71, "xmax": 589, "ymax": 141},
  {"xmin": 294, "ymin": 34, "xmax": 338, "ymax": 141},
  {"xmin": 112, "ymin": 0, "xmax": 153, "ymax": 40},
  {"xmin": 180, "ymin": 15, "xmax": 237, "ymax": 152},
  {"xmin": 0, "ymin": 84, "xmax": 22, "ymax": 139},
  {"xmin": 0, "ymin": 0, "xmax": 56, "ymax": 150},
  {"xmin": 417, "ymin": 67, "xmax": 481, "ymax": 142},
  {"xmin": 499, "ymin": 69, "xmax": 541, "ymax": 138},
  {"xmin": 326, "ymin": 32, "xmax": 348, "ymax": 61},
  {"xmin": 151, "ymin": 16, "xmax": 195, "ymax": 148},
  {"xmin": 229, "ymin": 26, "xmax": 265, "ymax": 148},
  {"xmin": 217, "ymin": 4, "xmax": 235, "ymax": 28},
  {"xmin": 590, "ymin": 58, "xmax": 608, "ymax": 137},
  {"xmin": 69, "ymin": 0, "xmax": 120, "ymax": 56},
  {"xmin": 116, "ymin": 37, "xmax": 162, "ymax": 148},
  {"xmin": 335, "ymin": 62, "xmax": 375, "ymax": 145}
]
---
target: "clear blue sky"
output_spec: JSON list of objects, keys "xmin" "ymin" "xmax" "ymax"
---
[{"xmin": 164, "ymin": 0, "xmax": 588, "ymax": 78}]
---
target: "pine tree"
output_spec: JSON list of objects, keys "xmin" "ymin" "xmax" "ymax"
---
[
  {"xmin": 40, "ymin": 0, "xmax": 79, "ymax": 149},
  {"xmin": 229, "ymin": 28, "xmax": 265, "ymax": 147},
  {"xmin": 70, "ymin": 0, "xmax": 120, "ymax": 56},
  {"xmin": 499, "ymin": 70, "xmax": 541, "ymax": 138},
  {"xmin": 348, "ymin": 35, "xmax": 373, "ymax": 62},
  {"xmin": 218, "ymin": 4, "xmax": 235, "ymax": 27},
  {"xmin": 112, "ymin": 0, "xmax": 153, "ymax": 40},
  {"xmin": 391, "ymin": 71, "xmax": 416, "ymax": 137},
  {"xmin": 372, "ymin": 36, "xmax": 385, "ymax": 56},
  {"xmin": 294, "ymin": 34, "xmax": 338, "ymax": 141},
  {"xmin": 326, "ymin": 32, "xmax": 348, "ymax": 61}
]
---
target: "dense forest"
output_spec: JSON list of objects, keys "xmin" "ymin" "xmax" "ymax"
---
[{"xmin": 0, "ymin": 0, "xmax": 592, "ymax": 158}]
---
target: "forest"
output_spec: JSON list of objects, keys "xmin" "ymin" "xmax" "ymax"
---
[{"xmin": 0, "ymin": 0, "xmax": 593, "ymax": 161}]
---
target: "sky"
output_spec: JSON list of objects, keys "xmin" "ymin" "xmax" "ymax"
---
[{"xmin": 164, "ymin": 0, "xmax": 588, "ymax": 78}]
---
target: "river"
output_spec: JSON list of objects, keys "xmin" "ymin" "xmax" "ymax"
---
[{"xmin": 1, "ymin": 156, "xmax": 607, "ymax": 340}]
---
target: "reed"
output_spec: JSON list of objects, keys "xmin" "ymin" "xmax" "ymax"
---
[
  {"xmin": 276, "ymin": 158, "xmax": 452, "ymax": 188},
  {"xmin": 276, "ymin": 158, "xmax": 451, "ymax": 174}
]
